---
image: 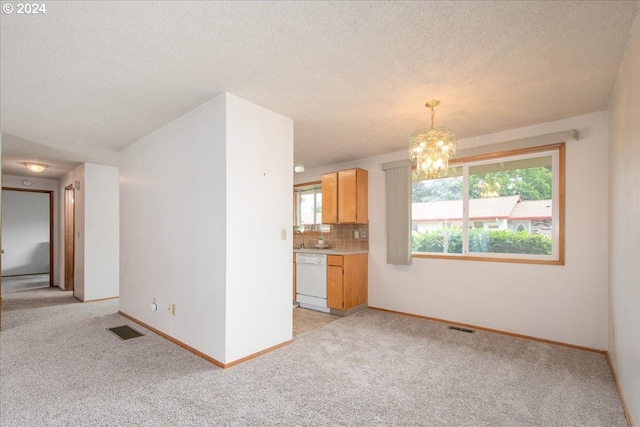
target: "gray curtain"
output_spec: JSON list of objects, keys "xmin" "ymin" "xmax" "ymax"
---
[{"xmin": 382, "ymin": 160, "xmax": 412, "ymax": 265}]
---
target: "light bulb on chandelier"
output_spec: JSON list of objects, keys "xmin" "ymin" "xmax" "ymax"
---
[{"xmin": 409, "ymin": 100, "xmax": 456, "ymax": 180}]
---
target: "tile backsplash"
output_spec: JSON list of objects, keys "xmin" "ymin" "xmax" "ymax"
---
[{"xmin": 295, "ymin": 223, "xmax": 369, "ymax": 250}]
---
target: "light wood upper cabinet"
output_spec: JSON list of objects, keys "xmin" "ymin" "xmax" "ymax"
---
[
  {"xmin": 321, "ymin": 172, "xmax": 338, "ymax": 224},
  {"xmin": 322, "ymin": 168, "xmax": 368, "ymax": 224},
  {"xmin": 327, "ymin": 253, "xmax": 368, "ymax": 311}
]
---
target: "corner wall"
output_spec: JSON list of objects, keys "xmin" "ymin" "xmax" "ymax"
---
[
  {"xmin": 608, "ymin": 16, "xmax": 640, "ymax": 426},
  {"xmin": 295, "ymin": 111, "xmax": 610, "ymax": 350},
  {"xmin": 119, "ymin": 93, "xmax": 293, "ymax": 364},
  {"xmin": 119, "ymin": 94, "xmax": 228, "ymax": 361},
  {"xmin": 224, "ymin": 93, "xmax": 293, "ymax": 362},
  {"xmin": 83, "ymin": 163, "xmax": 119, "ymax": 301}
]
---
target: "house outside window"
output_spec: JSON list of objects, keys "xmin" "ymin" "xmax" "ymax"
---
[{"xmin": 411, "ymin": 144, "xmax": 564, "ymax": 264}]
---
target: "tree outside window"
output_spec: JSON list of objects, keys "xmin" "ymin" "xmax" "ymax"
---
[{"xmin": 411, "ymin": 144, "xmax": 563, "ymax": 264}]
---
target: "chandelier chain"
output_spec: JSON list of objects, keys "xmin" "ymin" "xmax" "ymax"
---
[{"xmin": 430, "ymin": 105, "xmax": 435, "ymax": 129}]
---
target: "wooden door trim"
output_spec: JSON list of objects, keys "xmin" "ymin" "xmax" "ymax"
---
[
  {"xmin": 64, "ymin": 184, "xmax": 75, "ymax": 293},
  {"xmin": 2, "ymin": 187, "xmax": 55, "ymax": 288}
]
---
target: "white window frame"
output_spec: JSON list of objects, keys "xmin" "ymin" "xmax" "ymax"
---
[
  {"xmin": 294, "ymin": 183, "xmax": 321, "ymax": 226},
  {"xmin": 293, "ymin": 182, "xmax": 331, "ymax": 233}
]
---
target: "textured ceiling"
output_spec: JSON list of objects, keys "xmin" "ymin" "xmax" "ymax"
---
[{"xmin": 1, "ymin": 1, "xmax": 639, "ymax": 179}]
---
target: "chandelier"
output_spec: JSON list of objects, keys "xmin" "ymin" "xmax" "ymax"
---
[{"xmin": 409, "ymin": 100, "xmax": 456, "ymax": 180}]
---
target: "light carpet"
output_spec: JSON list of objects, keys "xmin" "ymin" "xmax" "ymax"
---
[
  {"xmin": 0, "ymin": 288, "xmax": 626, "ymax": 426},
  {"xmin": 1, "ymin": 274, "xmax": 50, "ymax": 294},
  {"xmin": 0, "ymin": 286, "xmax": 79, "ymax": 312}
]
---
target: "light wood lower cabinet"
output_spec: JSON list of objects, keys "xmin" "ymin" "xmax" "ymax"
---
[{"xmin": 327, "ymin": 253, "xmax": 368, "ymax": 311}]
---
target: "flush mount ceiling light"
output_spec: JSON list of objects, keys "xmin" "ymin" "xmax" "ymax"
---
[
  {"xmin": 24, "ymin": 162, "xmax": 48, "ymax": 173},
  {"xmin": 409, "ymin": 100, "xmax": 456, "ymax": 180}
]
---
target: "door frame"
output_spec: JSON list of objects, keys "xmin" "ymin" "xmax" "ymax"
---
[
  {"xmin": 64, "ymin": 184, "xmax": 75, "ymax": 292},
  {"xmin": 1, "ymin": 187, "xmax": 55, "ymax": 288}
]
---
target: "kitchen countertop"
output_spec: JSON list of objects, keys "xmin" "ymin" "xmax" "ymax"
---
[{"xmin": 293, "ymin": 248, "xmax": 369, "ymax": 255}]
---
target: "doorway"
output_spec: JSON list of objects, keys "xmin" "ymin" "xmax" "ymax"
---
[
  {"xmin": 1, "ymin": 188, "xmax": 54, "ymax": 292},
  {"xmin": 64, "ymin": 185, "xmax": 75, "ymax": 293}
]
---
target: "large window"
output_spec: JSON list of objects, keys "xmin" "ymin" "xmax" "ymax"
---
[{"xmin": 411, "ymin": 144, "xmax": 564, "ymax": 264}]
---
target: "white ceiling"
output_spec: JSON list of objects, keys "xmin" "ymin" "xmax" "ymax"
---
[{"xmin": 1, "ymin": 1, "xmax": 639, "ymax": 179}]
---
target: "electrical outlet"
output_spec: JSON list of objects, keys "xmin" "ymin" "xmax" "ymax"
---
[
  {"xmin": 354, "ymin": 231, "xmax": 359, "ymax": 239},
  {"xmin": 281, "ymin": 228, "xmax": 287, "ymax": 240},
  {"xmin": 361, "ymin": 230, "xmax": 367, "ymax": 239},
  {"xmin": 169, "ymin": 303, "xmax": 176, "ymax": 316}
]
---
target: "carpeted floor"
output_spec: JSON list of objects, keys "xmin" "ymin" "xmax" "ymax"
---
[
  {"xmin": 1, "ymin": 274, "xmax": 50, "ymax": 294},
  {"xmin": 0, "ymin": 286, "xmax": 79, "ymax": 312},
  {"xmin": 0, "ymin": 288, "xmax": 627, "ymax": 426}
]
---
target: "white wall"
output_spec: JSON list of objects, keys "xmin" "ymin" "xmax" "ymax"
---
[
  {"xmin": 119, "ymin": 92, "xmax": 293, "ymax": 364},
  {"xmin": 608, "ymin": 16, "xmax": 640, "ymax": 426},
  {"xmin": 59, "ymin": 163, "xmax": 119, "ymax": 301},
  {"xmin": 296, "ymin": 111, "xmax": 610, "ymax": 350},
  {"xmin": 120, "ymin": 94, "xmax": 228, "ymax": 361},
  {"xmin": 3, "ymin": 175, "xmax": 59, "ymax": 285},
  {"xmin": 224, "ymin": 93, "xmax": 293, "ymax": 362},
  {"xmin": 83, "ymin": 163, "xmax": 119, "ymax": 301},
  {"xmin": 1, "ymin": 190, "xmax": 50, "ymax": 276}
]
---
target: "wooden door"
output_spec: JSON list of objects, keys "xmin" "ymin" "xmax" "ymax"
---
[
  {"xmin": 355, "ymin": 169, "xmax": 368, "ymax": 224},
  {"xmin": 321, "ymin": 172, "xmax": 338, "ymax": 224},
  {"xmin": 64, "ymin": 185, "xmax": 75, "ymax": 292},
  {"xmin": 327, "ymin": 265, "xmax": 343, "ymax": 310},
  {"xmin": 327, "ymin": 255, "xmax": 344, "ymax": 310},
  {"xmin": 343, "ymin": 253, "xmax": 368, "ymax": 310},
  {"xmin": 337, "ymin": 169, "xmax": 357, "ymax": 223}
]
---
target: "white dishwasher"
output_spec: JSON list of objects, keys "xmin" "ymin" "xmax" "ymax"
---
[{"xmin": 295, "ymin": 253, "xmax": 329, "ymax": 313}]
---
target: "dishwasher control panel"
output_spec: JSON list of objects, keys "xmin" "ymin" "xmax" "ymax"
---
[{"xmin": 296, "ymin": 253, "xmax": 327, "ymax": 265}]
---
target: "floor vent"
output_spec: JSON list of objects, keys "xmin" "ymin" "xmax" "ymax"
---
[
  {"xmin": 108, "ymin": 325, "xmax": 144, "ymax": 340},
  {"xmin": 447, "ymin": 325, "xmax": 476, "ymax": 334}
]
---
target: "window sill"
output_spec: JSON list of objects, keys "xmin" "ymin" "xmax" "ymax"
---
[{"xmin": 412, "ymin": 253, "xmax": 564, "ymax": 266}]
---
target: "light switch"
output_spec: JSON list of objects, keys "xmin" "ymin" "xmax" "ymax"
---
[{"xmin": 281, "ymin": 228, "xmax": 287, "ymax": 240}]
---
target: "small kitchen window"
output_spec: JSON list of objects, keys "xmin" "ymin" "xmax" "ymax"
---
[{"xmin": 294, "ymin": 182, "xmax": 330, "ymax": 232}]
